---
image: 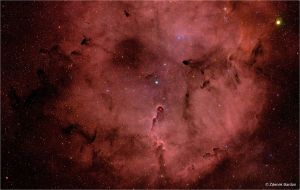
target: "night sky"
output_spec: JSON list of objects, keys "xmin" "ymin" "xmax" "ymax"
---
[{"xmin": 1, "ymin": 1, "xmax": 299, "ymax": 189}]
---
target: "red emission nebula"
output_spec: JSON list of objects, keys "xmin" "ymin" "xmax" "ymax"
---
[{"xmin": 1, "ymin": 1, "xmax": 299, "ymax": 189}]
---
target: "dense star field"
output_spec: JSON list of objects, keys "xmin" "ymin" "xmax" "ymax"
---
[{"xmin": 1, "ymin": 1, "xmax": 299, "ymax": 189}]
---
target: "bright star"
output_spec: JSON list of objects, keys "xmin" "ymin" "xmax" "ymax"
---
[{"xmin": 275, "ymin": 17, "xmax": 282, "ymax": 26}]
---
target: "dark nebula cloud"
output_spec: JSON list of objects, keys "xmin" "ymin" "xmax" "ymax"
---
[{"xmin": 1, "ymin": 1, "xmax": 299, "ymax": 189}]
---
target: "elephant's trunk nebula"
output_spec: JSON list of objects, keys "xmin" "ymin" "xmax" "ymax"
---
[{"xmin": 2, "ymin": 1, "xmax": 299, "ymax": 189}]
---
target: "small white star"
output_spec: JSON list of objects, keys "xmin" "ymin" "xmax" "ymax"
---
[{"xmin": 176, "ymin": 35, "xmax": 184, "ymax": 40}]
